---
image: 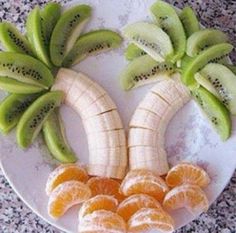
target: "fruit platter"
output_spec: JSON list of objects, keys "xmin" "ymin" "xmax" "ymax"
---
[{"xmin": 0, "ymin": 0, "xmax": 235, "ymax": 232}]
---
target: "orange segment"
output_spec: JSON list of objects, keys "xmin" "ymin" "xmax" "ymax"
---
[
  {"xmin": 79, "ymin": 210, "xmax": 126, "ymax": 233},
  {"xmin": 166, "ymin": 162, "xmax": 210, "ymax": 187},
  {"xmin": 120, "ymin": 169, "xmax": 169, "ymax": 201},
  {"xmin": 163, "ymin": 184, "xmax": 209, "ymax": 215},
  {"xmin": 117, "ymin": 194, "xmax": 163, "ymax": 222},
  {"xmin": 87, "ymin": 177, "xmax": 125, "ymax": 202},
  {"xmin": 128, "ymin": 208, "xmax": 175, "ymax": 233},
  {"xmin": 46, "ymin": 164, "xmax": 89, "ymax": 195},
  {"xmin": 79, "ymin": 195, "xmax": 118, "ymax": 220},
  {"xmin": 48, "ymin": 181, "xmax": 91, "ymax": 218}
]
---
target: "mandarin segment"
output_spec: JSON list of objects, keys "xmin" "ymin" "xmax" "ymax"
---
[
  {"xmin": 48, "ymin": 181, "xmax": 91, "ymax": 218},
  {"xmin": 79, "ymin": 210, "xmax": 127, "ymax": 233},
  {"xmin": 46, "ymin": 164, "xmax": 89, "ymax": 195},
  {"xmin": 128, "ymin": 208, "xmax": 175, "ymax": 233},
  {"xmin": 120, "ymin": 169, "xmax": 169, "ymax": 201},
  {"xmin": 163, "ymin": 184, "xmax": 209, "ymax": 215},
  {"xmin": 117, "ymin": 194, "xmax": 163, "ymax": 222},
  {"xmin": 166, "ymin": 162, "xmax": 210, "ymax": 187}
]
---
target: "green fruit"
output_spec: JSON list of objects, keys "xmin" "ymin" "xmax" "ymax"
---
[
  {"xmin": 43, "ymin": 109, "xmax": 77, "ymax": 163},
  {"xmin": 150, "ymin": 0, "xmax": 186, "ymax": 62},
  {"xmin": 0, "ymin": 93, "xmax": 40, "ymax": 133},
  {"xmin": 120, "ymin": 54, "xmax": 175, "ymax": 91},
  {"xmin": 182, "ymin": 43, "xmax": 233, "ymax": 88},
  {"xmin": 16, "ymin": 91, "xmax": 64, "ymax": 148},
  {"xmin": 63, "ymin": 30, "xmax": 122, "ymax": 67},
  {"xmin": 125, "ymin": 43, "xmax": 146, "ymax": 61},
  {"xmin": 225, "ymin": 64, "xmax": 236, "ymax": 75},
  {"xmin": 0, "ymin": 22, "xmax": 33, "ymax": 55},
  {"xmin": 191, "ymin": 86, "xmax": 231, "ymax": 141},
  {"xmin": 50, "ymin": 5, "xmax": 92, "ymax": 67},
  {"xmin": 187, "ymin": 29, "xmax": 228, "ymax": 57},
  {"xmin": 26, "ymin": 6, "xmax": 52, "ymax": 68},
  {"xmin": 179, "ymin": 6, "xmax": 200, "ymax": 38},
  {"xmin": 123, "ymin": 22, "xmax": 173, "ymax": 62},
  {"xmin": 0, "ymin": 52, "xmax": 54, "ymax": 88}
]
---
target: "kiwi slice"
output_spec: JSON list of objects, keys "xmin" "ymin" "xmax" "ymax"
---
[
  {"xmin": 63, "ymin": 30, "xmax": 122, "ymax": 67},
  {"xmin": 26, "ymin": 6, "xmax": 53, "ymax": 68},
  {"xmin": 0, "ymin": 52, "xmax": 53, "ymax": 88},
  {"xmin": 125, "ymin": 43, "xmax": 146, "ymax": 61},
  {"xmin": 187, "ymin": 29, "xmax": 228, "ymax": 57},
  {"xmin": 0, "ymin": 22, "xmax": 33, "ymax": 55},
  {"xmin": 16, "ymin": 91, "xmax": 64, "ymax": 148},
  {"xmin": 0, "ymin": 77, "xmax": 44, "ymax": 94},
  {"xmin": 191, "ymin": 86, "xmax": 231, "ymax": 141},
  {"xmin": 123, "ymin": 22, "xmax": 173, "ymax": 62},
  {"xmin": 43, "ymin": 109, "xmax": 77, "ymax": 163},
  {"xmin": 50, "ymin": 5, "xmax": 92, "ymax": 67},
  {"xmin": 0, "ymin": 93, "xmax": 40, "ymax": 133},
  {"xmin": 150, "ymin": 0, "xmax": 186, "ymax": 62},
  {"xmin": 195, "ymin": 63, "xmax": 236, "ymax": 114},
  {"xmin": 179, "ymin": 6, "xmax": 200, "ymax": 38},
  {"xmin": 182, "ymin": 43, "xmax": 233, "ymax": 88},
  {"xmin": 120, "ymin": 54, "xmax": 175, "ymax": 91}
]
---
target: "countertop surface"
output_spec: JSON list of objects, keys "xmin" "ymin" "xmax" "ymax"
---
[{"xmin": 0, "ymin": 0, "xmax": 235, "ymax": 232}]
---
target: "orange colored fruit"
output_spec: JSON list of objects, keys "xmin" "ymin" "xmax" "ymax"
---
[
  {"xmin": 87, "ymin": 177, "xmax": 125, "ymax": 202},
  {"xmin": 166, "ymin": 162, "xmax": 210, "ymax": 188},
  {"xmin": 48, "ymin": 181, "xmax": 91, "ymax": 218},
  {"xmin": 46, "ymin": 164, "xmax": 89, "ymax": 195},
  {"xmin": 163, "ymin": 184, "xmax": 209, "ymax": 215},
  {"xmin": 120, "ymin": 169, "xmax": 169, "ymax": 201},
  {"xmin": 128, "ymin": 208, "xmax": 175, "ymax": 233},
  {"xmin": 79, "ymin": 210, "xmax": 126, "ymax": 233},
  {"xmin": 79, "ymin": 195, "xmax": 118, "ymax": 220},
  {"xmin": 117, "ymin": 194, "xmax": 163, "ymax": 222}
]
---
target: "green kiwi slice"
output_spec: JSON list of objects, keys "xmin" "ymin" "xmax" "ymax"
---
[
  {"xmin": 0, "ymin": 52, "xmax": 53, "ymax": 88},
  {"xmin": 16, "ymin": 91, "xmax": 64, "ymax": 148},
  {"xmin": 195, "ymin": 63, "xmax": 236, "ymax": 114},
  {"xmin": 123, "ymin": 22, "xmax": 173, "ymax": 62},
  {"xmin": 43, "ymin": 109, "xmax": 77, "ymax": 163},
  {"xmin": 0, "ymin": 93, "xmax": 40, "ymax": 133},
  {"xmin": 26, "ymin": 6, "xmax": 52, "ymax": 68},
  {"xmin": 62, "ymin": 29, "xmax": 122, "ymax": 67},
  {"xmin": 187, "ymin": 29, "xmax": 228, "ymax": 57},
  {"xmin": 120, "ymin": 54, "xmax": 175, "ymax": 91},
  {"xmin": 150, "ymin": 0, "xmax": 186, "ymax": 62},
  {"xmin": 0, "ymin": 77, "xmax": 44, "ymax": 94},
  {"xmin": 182, "ymin": 43, "xmax": 233, "ymax": 88},
  {"xmin": 191, "ymin": 86, "xmax": 231, "ymax": 141},
  {"xmin": 50, "ymin": 5, "xmax": 92, "ymax": 67},
  {"xmin": 0, "ymin": 22, "xmax": 33, "ymax": 55},
  {"xmin": 179, "ymin": 6, "xmax": 200, "ymax": 38},
  {"xmin": 125, "ymin": 43, "xmax": 146, "ymax": 61}
]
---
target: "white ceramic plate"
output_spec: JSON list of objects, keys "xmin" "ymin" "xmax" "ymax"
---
[{"xmin": 0, "ymin": 0, "xmax": 236, "ymax": 232}]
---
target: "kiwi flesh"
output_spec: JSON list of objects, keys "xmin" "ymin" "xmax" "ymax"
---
[
  {"xmin": 125, "ymin": 43, "xmax": 146, "ymax": 61},
  {"xmin": 225, "ymin": 64, "xmax": 236, "ymax": 75},
  {"xmin": 187, "ymin": 29, "xmax": 228, "ymax": 57},
  {"xmin": 120, "ymin": 54, "xmax": 175, "ymax": 91},
  {"xmin": 123, "ymin": 22, "xmax": 173, "ymax": 62},
  {"xmin": 0, "ymin": 93, "xmax": 40, "ymax": 133},
  {"xmin": 150, "ymin": 0, "xmax": 186, "ymax": 62},
  {"xmin": 191, "ymin": 86, "xmax": 231, "ymax": 141},
  {"xmin": 62, "ymin": 30, "xmax": 122, "ymax": 67},
  {"xmin": 43, "ymin": 109, "xmax": 77, "ymax": 163},
  {"xmin": 50, "ymin": 5, "xmax": 92, "ymax": 67},
  {"xmin": 16, "ymin": 91, "xmax": 64, "ymax": 148},
  {"xmin": 0, "ymin": 22, "xmax": 33, "ymax": 55},
  {"xmin": 0, "ymin": 52, "xmax": 53, "ymax": 88},
  {"xmin": 182, "ymin": 43, "xmax": 233, "ymax": 88},
  {"xmin": 179, "ymin": 6, "xmax": 200, "ymax": 38}
]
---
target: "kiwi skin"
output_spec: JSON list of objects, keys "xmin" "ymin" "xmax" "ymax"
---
[
  {"xmin": 16, "ymin": 91, "xmax": 64, "ymax": 148},
  {"xmin": 125, "ymin": 43, "xmax": 146, "ymax": 61},
  {"xmin": 43, "ymin": 109, "xmax": 77, "ymax": 163}
]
